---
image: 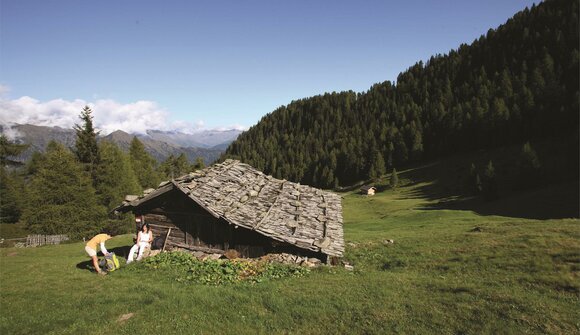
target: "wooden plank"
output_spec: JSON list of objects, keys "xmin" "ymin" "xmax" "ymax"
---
[
  {"xmin": 162, "ymin": 228, "xmax": 172, "ymax": 251},
  {"xmin": 148, "ymin": 223, "xmax": 177, "ymax": 229}
]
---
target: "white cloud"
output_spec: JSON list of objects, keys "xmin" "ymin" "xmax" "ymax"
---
[
  {"xmin": 214, "ymin": 124, "xmax": 248, "ymax": 131},
  {"xmin": 0, "ymin": 96, "xmax": 84, "ymax": 129},
  {"xmin": 1, "ymin": 126, "xmax": 23, "ymax": 141},
  {"xmin": 170, "ymin": 119, "xmax": 205, "ymax": 134},
  {"xmin": 90, "ymin": 99, "xmax": 170, "ymax": 135},
  {"xmin": 0, "ymin": 92, "xmax": 248, "ymax": 136},
  {"xmin": 0, "ymin": 96, "xmax": 214, "ymax": 135}
]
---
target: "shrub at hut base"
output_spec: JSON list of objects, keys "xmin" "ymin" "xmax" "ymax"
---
[{"xmin": 138, "ymin": 251, "xmax": 310, "ymax": 285}]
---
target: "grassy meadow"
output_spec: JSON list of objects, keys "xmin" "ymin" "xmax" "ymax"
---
[{"xmin": 1, "ymin": 155, "xmax": 579, "ymax": 334}]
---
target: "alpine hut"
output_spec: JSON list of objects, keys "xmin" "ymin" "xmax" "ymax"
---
[
  {"xmin": 115, "ymin": 159, "xmax": 344, "ymax": 263},
  {"xmin": 360, "ymin": 185, "xmax": 376, "ymax": 196}
]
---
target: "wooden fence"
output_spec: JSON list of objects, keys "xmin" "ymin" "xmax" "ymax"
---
[
  {"xmin": 1, "ymin": 234, "xmax": 70, "ymax": 248},
  {"xmin": 25, "ymin": 234, "xmax": 69, "ymax": 247}
]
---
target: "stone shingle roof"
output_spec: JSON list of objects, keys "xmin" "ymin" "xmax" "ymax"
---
[{"xmin": 117, "ymin": 159, "xmax": 344, "ymax": 257}]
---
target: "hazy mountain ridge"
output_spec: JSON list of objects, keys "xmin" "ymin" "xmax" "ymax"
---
[
  {"xmin": 145, "ymin": 129, "xmax": 241, "ymax": 148},
  {"xmin": 0, "ymin": 124, "xmax": 241, "ymax": 165}
]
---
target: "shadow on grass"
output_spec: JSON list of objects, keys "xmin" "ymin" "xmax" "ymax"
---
[
  {"xmin": 394, "ymin": 144, "xmax": 579, "ymax": 220},
  {"xmin": 418, "ymin": 183, "xmax": 579, "ymax": 220},
  {"xmin": 76, "ymin": 245, "xmax": 132, "ymax": 272}
]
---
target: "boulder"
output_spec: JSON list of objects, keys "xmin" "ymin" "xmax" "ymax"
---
[
  {"xmin": 192, "ymin": 251, "xmax": 206, "ymax": 259},
  {"xmin": 124, "ymin": 195, "xmax": 139, "ymax": 202},
  {"xmin": 224, "ymin": 249, "xmax": 241, "ymax": 259}
]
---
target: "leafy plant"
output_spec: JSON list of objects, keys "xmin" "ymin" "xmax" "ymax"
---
[{"xmin": 139, "ymin": 251, "xmax": 310, "ymax": 285}]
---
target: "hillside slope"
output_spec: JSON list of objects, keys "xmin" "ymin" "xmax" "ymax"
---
[
  {"xmin": 224, "ymin": 0, "xmax": 579, "ymax": 189},
  {"xmin": 1, "ymin": 173, "xmax": 578, "ymax": 334}
]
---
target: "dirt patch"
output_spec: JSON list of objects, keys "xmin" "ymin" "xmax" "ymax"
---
[
  {"xmin": 117, "ymin": 313, "xmax": 135, "ymax": 323},
  {"xmin": 7, "ymin": 252, "xmax": 17, "ymax": 257}
]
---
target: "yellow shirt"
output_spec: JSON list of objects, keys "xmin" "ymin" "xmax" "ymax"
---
[{"xmin": 86, "ymin": 234, "xmax": 111, "ymax": 250}]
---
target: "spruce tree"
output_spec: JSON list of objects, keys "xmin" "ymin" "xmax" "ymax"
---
[
  {"xmin": 0, "ymin": 168, "xmax": 26, "ymax": 223},
  {"xmin": 74, "ymin": 106, "xmax": 100, "ymax": 182},
  {"xmin": 0, "ymin": 135, "xmax": 28, "ymax": 166},
  {"xmin": 390, "ymin": 168, "xmax": 399, "ymax": 190},
  {"xmin": 0, "ymin": 136, "xmax": 29, "ymax": 223},
  {"xmin": 467, "ymin": 163, "xmax": 482, "ymax": 195},
  {"xmin": 22, "ymin": 141, "xmax": 106, "ymax": 239},
  {"xmin": 159, "ymin": 154, "xmax": 176, "ymax": 180},
  {"xmin": 129, "ymin": 136, "xmax": 160, "ymax": 188},
  {"xmin": 159, "ymin": 153, "xmax": 190, "ymax": 180},
  {"xmin": 25, "ymin": 151, "xmax": 45, "ymax": 176},
  {"xmin": 369, "ymin": 151, "xmax": 386, "ymax": 180},
  {"xmin": 517, "ymin": 142, "xmax": 542, "ymax": 189},
  {"xmin": 482, "ymin": 160, "xmax": 498, "ymax": 201},
  {"xmin": 95, "ymin": 141, "xmax": 141, "ymax": 210},
  {"xmin": 191, "ymin": 157, "xmax": 205, "ymax": 171},
  {"xmin": 174, "ymin": 153, "xmax": 190, "ymax": 176}
]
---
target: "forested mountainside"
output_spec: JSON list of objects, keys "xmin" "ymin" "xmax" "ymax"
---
[{"xmin": 224, "ymin": 0, "xmax": 579, "ymax": 188}]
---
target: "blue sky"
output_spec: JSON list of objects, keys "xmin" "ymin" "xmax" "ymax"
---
[{"xmin": 0, "ymin": 0, "xmax": 538, "ymax": 133}]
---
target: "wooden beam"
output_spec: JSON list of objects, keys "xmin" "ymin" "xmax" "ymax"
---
[
  {"xmin": 148, "ymin": 223, "xmax": 176, "ymax": 230},
  {"xmin": 162, "ymin": 228, "xmax": 172, "ymax": 251}
]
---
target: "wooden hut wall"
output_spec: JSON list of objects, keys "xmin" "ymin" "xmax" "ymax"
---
[{"xmin": 137, "ymin": 188, "xmax": 327, "ymax": 259}]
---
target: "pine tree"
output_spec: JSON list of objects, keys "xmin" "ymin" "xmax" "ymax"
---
[
  {"xmin": 191, "ymin": 157, "xmax": 205, "ymax": 171},
  {"xmin": 390, "ymin": 168, "xmax": 399, "ymax": 189},
  {"xmin": 467, "ymin": 163, "xmax": 482, "ymax": 195},
  {"xmin": 73, "ymin": 106, "xmax": 100, "ymax": 182},
  {"xmin": 369, "ymin": 151, "xmax": 386, "ymax": 180},
  {"xmin": 482, "ymin": 160, "xmax": 498, "ymax": 201},
  {"xmin": 0, "ymin": 168, "xmax": 26, "ymax": 223},
  {"xmin": 129, "ymin": 136, "xmax": 160, "ymax": 189},
  {"xmin": 0, "ymin": 135, "xmax": 29, "ymax": 166},
  {"xmin": 25, "ymin": 151, "xmax": 45, "ymax": 176},
  {"xmin": 159, "ymin": 153, "xmax": 191, "ymax": 180},
  {"xmin": 0, "ymin": 136, "xmax": 29, "ymax": 223},
  {"xmin": 173, "ymin": 153, "xmax": 190, "ymax": 176},
  {"xmin": 22, "ymin": 141, "xmax": 106, "ymax": 239},
  {"xmin": 159, "ymin": 154, "xmax": 176, "ymax": 180},
  {"xmin": 516, "ymin": 142, "xmax": 542, "ymax": 189},
  {"xmin": 95, "ymin": 141, "xmax": 141, "ymax": 210},
  {"xmin": 409, "ymin": 128, "xmax": 423, "ymax": 162}
]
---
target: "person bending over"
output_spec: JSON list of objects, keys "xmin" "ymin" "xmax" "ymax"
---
[{"xmin": 85, "ymin": 233, "xmax": 112, "ymax": 275}]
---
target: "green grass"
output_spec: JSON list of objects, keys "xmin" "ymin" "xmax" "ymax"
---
[{"xmin": 1, "ymin": 156, "xmax": 579, "ymax": 334}]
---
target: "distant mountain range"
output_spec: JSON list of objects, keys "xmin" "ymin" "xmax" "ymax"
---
[{"xmin": 0, "ymin": 124, "xmax": 242, "ymax": 165}]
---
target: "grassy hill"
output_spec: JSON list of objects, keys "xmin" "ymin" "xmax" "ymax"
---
[{"xmin": 1, "ymin": 149, "xmax": 578, "ymax": 334}]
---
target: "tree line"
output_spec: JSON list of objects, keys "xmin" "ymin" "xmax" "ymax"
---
[
  {"xmin": 0, "ymin": 107, "xmax": 205, "ymax": 238},
  {"xmin": 223, "ymin": 0, "xmax": 579, "ymax": 189}
]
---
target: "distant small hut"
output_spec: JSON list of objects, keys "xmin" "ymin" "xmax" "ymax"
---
[
  {"xmin": 360, "ymin": 185, "xmax": 376, "ymax": 196},
  {"xmin": 115, "ymin": 159, "xmax": 344, "ymax": 263}
]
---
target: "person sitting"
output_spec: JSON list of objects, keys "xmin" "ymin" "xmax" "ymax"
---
[
  {"xmin": 85, "ymin": 233, "xmax": 113, "ymax": 275},
  {"xmin": 127, "ymin": 223, "xmax": 153, "ymax": 264}
]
